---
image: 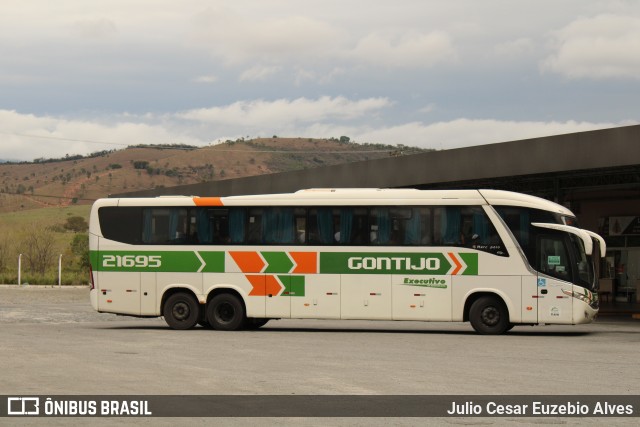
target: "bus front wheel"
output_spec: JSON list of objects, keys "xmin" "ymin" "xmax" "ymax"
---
[
  {"xmin": 163, "ymin": 292, "xmax": 199, "ymax": 330},
  {"xmin": 207, "ymin": 293, "xmax": 245, "ymax": 331},
  {"xmin": 469, "ymin": 296, "xmax": 510, "ymax": 335}
]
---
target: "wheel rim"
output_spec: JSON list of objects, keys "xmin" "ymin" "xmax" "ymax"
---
[
  {"xmin": 216, "ymin": 302, "xmax": 235, "ymax": 324},
  {"xmin": 480, "ymin": 305, "xmax": 500, "ymax": 326},
  {"xmin": 172, "ymin": 301, "xmax": 191, "ymax": 321}
]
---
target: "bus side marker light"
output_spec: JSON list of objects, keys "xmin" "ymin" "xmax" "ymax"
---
[
  {"xmin": 304, "ymin": 303, "xmax": 310, "ymax": 307},
  {"xmin": 107, "ymin": 300, "xmax": 112, "ymax": 303},
  {"xmin": 410, "ymin": 305, "xmax": 416, "ymax": 308},
  {"xmin": 527, "ymin": 306, "xmax": 533, "ymax": 311}
]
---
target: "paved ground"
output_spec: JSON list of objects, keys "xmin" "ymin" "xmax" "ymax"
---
[{"xmin": 1, "ymin": 285, "xmax": 639, "ymax": 426}]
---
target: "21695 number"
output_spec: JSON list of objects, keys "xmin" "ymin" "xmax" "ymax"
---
[{"xmin": 102, "ymin": 255, "xmax": 162, "ymax": 268}]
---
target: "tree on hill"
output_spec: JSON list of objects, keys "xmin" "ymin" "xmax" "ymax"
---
[{"xmin": 64, "ymin": 216, "xmax": 88, "ymax": 233}]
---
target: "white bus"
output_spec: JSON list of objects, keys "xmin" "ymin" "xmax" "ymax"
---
[{"xmin": 89, "ymin": 189, "xmax": 606, "ymax": 334}]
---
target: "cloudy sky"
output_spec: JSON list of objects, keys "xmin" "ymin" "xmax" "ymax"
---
[{"xmin": 1, "ymin": 0, "xmax": 639, "ymax": 161}]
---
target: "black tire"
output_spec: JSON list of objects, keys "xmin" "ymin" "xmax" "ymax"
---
[
  {"xmin": 207, "ymin": 293, "xmax": 245, "ymax": 331},
  {"xmin": 469, "ymin": 296, "xmax": 510, "ymax": 335},
  {"xmin": 244, "ymin": 318, "xmax": 270, "ymax": 330},
  {"xmin": 163, "ymin": 292, "xmax": 199, "ymax": 330}
]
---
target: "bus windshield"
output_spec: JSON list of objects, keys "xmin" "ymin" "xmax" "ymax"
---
[
  {"xmin": 495, "ymin": 206, "xmax": 597, "ymax": 291},
  {"xmin": 569, "ymin": 234, "xmax": 596, "ymax": 290}
]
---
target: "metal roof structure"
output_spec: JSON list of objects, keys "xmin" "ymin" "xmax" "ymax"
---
[{"xmin": 117, "ymin": 124, "xmax": 640, "ymax": 203}]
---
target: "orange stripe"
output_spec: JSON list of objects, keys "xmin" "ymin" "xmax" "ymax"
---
[
  {"xmin": 230, "ymin": 251, "xmax": 265, "ymax": 273},
  {"xmin": 193, "ymin": 197, "xmax": 224, "ymax": 206},
  {"xmin": 246, "ymin": 275, "xmax": 265, "ymax": 296},
  {"xmin": 265, "ymin": 275, "xmax": 283, "ymax": 296},
  {"xmin": 248, "ymin": 275, "xmax": 283, "ymax": 297},
  {"xmin": 449, "ymin": 252, "xmax": 462, "ymax": 275},
  {"xmin": 290, "ymin": 252, "xmax": 317, "ymax": 274}
]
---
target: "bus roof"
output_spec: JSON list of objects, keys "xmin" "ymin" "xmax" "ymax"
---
[{"xmin": 100, "ymin": 188, "xmax": 575, "ymax": 217}]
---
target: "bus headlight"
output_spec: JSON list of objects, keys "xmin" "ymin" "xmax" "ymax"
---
[{"xmin": 562, "ymin": 288, "xmax": 596, "ymax": 308}]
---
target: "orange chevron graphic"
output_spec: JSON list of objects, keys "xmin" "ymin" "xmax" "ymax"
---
[
  {"xmin": 290, "ymin": 252, "xmax": 317, "ymax": 274},
  {"xmin": 449, "ymin": 252, "xmax": 463, "ymax": 275},
  {"xmin": 246, "ymin": 275, "xmax": 265, "ymax": 296},
  {"xmin": 246, "ymin": 275, "xmax": 285, "ymax": 296},
  {"xmin": 265, "ymin": 275, "xmax": 283, "ymax": 296},
  {"xmin": 230, "ymin": 251, "xmax": 264, "ymax": 273}
]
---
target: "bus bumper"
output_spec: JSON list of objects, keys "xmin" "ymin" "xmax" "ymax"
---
[
  {"xmin": 574, "ymin": 299, "xmax": 598, "ymax": 324},
  {"xmin": 90, "ymin": 288, "xmax": 98, "ymax": 311}
]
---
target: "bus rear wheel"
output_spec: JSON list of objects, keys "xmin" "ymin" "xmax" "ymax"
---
[
  {"xmin": 207, "ymin": 293, "xmax": 245, "ymax": 331},
  {"xmin": 469, "ymin": 296, "xmax": 510, "ymax": 335},
  {"xmin": 163, "ymin": 293, "xmax": 199, "ymax": 330}
]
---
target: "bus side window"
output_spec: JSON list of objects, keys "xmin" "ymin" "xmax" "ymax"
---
[
  {"xmin": 442, "ymin": 207, "xmax": 462, "ymax": 245},
  {"xmin": 370, "ymin": 208, "xmax": 391, "ymax": 245},
  {"xmin": 229, "ymin": 208, "xmax": 247, "ymax": 244},
  {"xmin": 308, "ymin": 208, "xmax": 335, "ymax": 245},
  {"xmin": 399, "ymin": 207, "xmax": 432, "ymax": 245},
  {"xmin": 246, "ymin": 208, "xmax": 263, "ymax": 244},
  {"xmin": 98, "ymin": 207, "xmax": 143, "ymax": 244},
  {"xmin": 142, "ymin": 208, "xmax": 188, "ymax": 244},
  {"xmin": 262, "ymin": 207, "xmax": 297, "ymax": 244},
  {"xmin": 294, "ymin": 208, "xmax": 307, "ymax": 244}
]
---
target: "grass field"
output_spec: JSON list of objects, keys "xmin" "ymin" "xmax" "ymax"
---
[
  {"xmin": 0, "ymin": 205, "xmax": 91, "ymax": 285},
  {"xmin": 0, "ymin": 204, "xmax": 90, "ymax": 227}
]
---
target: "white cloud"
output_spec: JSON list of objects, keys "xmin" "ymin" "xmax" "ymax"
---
[
  {"xmin": 493, "ymin": 37, "xmax": 534, "ymax": 59},
  {"xmin": 418, "ymin": 104, "xmax": 436, "ymax": 114},
  {"xmin": 192, "ymin": 9, "xmax": 345, "ymax": 66},
  {"xmin": 178, "ymin": 96, "xmax": 393, "ymax": 127},
  {"xmin": 0, "ymin": 109, "xmax": 204, "ymax": 161},
  {"xmin": 350, "ymin": 31, "xmax": 456, "ymax": 68},
  {"xmin": 238, "ymin": 65, "xmax": 281, "ymax": 82},
  {"xmin": 193, "ymin": 75, "xmax": 218, "ymax": 84},
  {"xmin": 68, "ymin": 18, "xmax": 118, "ymax": 39},
  {"xmin": 294, "ymin": 67, "xmax": 346, "ymax": 86},
  {"xmin": 353, "ymin": 118, "xmax": 619, "ymax": 150},
  {"xmin": 542, "ymin": 14, "xmax": 640, "ymax": 79}
]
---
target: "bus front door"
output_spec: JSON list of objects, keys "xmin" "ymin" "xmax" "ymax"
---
[{"xmin": 536, "ymin": 234, "xmax": 574, "ymax": 324}]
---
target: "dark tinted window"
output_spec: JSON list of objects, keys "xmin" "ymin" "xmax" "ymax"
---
[
  {"xmin": 142, "ymin": 208, "xmax": 190, "ymax": 244},
  {"xmin": 495, "ymin": 207, "xmax": 570, "ymax": 264},
  {"xmin": 308, "ymin": 207, "xmax": 368, "ymax": 245},
  {"xmin": 98, "ymin": 204, "xmax": 507, "ymax": 255},
  {"xmin": 99, "ymin": 207, "xmax": 143, "ymax": 244}
]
